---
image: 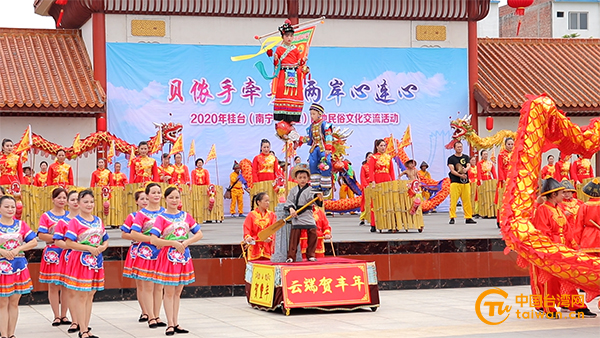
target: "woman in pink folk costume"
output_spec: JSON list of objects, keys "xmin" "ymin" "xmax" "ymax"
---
[
  {"xmin": 150, "ymin": 186, "xmax": 203, "ymax": 336},
  {"xmin": 120, "ymin": 189, "xmax": 149, "ymax": 322},
  {"xmin": 53, "ymin": 190, "xmax": 81, "ymax": 333},
  {"xmin": 0, "ymin": 195, "xmax": 38, "ymax": 338},
  {"xmin": 130, "ymin": 183, "xmax": 167, "ymax": 329},
  {"xmin": 37, "ymin": 187, "xmax": 72, "ymax": 327},
  {"xmin": 63, "ymin": 190, "xmax": 109, "ymax": 338}
]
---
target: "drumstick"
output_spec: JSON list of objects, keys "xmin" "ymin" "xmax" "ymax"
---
[
  {"xmin": 330, "ymin": 240, "xmax": 336, "ymax": 257},
  {"xmin": 588, "ymin": 219, "xmax": 600, "ymax": 230}
]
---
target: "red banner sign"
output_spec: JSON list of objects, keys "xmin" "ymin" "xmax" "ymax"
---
[{"xmin": 281, "ymin": 263, "xmax": 371, "ymax": 308}]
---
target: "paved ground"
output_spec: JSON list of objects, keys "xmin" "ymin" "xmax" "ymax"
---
[
  {"xmin": 81, "ymin": 211, "xmax": 502, "ymax": 249},
  {"xmin": 17, "ymin": 286, "xmax": 600, "ymax": 338}
]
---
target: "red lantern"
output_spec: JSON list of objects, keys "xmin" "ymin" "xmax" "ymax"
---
[
  {"xmin": 486, "ymin": 116, "xmax": 494, "ymax": 131},
  {"xmin": 97, "ymin": 115, "xmax": 107, "ymax": 131},
  {"xmin": 508, "ymin": 0, "xmax": 534, "ymax": 16},
  {"xmin": 508, "ymin": 0, "xmax": 534, "ymax": 35}
]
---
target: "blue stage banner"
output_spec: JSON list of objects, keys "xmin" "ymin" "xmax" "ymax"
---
[{"xmin": 106, "ymin": 43, "xmax": 468, "ymax": 212}]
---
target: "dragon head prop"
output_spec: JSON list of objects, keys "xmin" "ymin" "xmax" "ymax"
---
[
  {"xmin": 445, "ymin": 114, "xmax": 473, "ymax": 149},
  {"xmin": 154, "ymin": 122, "xmax": 183, "ymax": 145}
]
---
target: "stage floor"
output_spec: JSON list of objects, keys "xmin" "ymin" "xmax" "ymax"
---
[
  {"xmin": 20, "ymin": 285, "xmax": 600, "ymax": 338},
  {"xmin": 39, "ymin": 211, "xmax": 502, "ymax": 248}
]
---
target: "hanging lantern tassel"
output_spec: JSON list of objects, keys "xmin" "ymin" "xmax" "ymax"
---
[
  {"xmin": 508, "ymin": 0, "xmax": 534, "ymax": 36},
  {"xmin": 56, "ymin": 9, "xmax": 64, "ymax": 28}
]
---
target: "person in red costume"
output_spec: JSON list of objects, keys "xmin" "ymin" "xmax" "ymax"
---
[
  {"xmin": 558, "ymin": 180, "xmax": 583, "ymax": 234},
  {"xmin": 576, "ymin": 179, "xmax": 600, "ymax": 312},
  {"xmin": 300, "ymin": 206, "xmax": 331, "ymax": 259},
  {"xmin": 34, "ymin": 161, "xmax": 49, "ymax": 187},
  {"xmin": 477, "ymin": 150, "xmax": 497, "ymax": 219},
  {"xmin": 555, "ymin": 153, "xmax": 572, "ymax": 181},
  {"xmin": 531, "ymin": 178, "xmax": 596, "ymax": 318},
  {"xmin": 111, "ymin": 162, "xmax": 128, "ymax": 187},
  {"xmin": 252, "ymin": 139, "xmax": 283, "ymax": 183},
  {"xmin": 577, "ymin": 179, "xmax": 600, "ymax": 255},
  {"xmin": 0, "ymin": 139, "xmax": 23, "ymax": 185},
  {"xmin": 359, "ymin": 152, "xmax": 372, "ymax": 226},
  {"xmin": 22, "ymin": 167, "xmax": 33, "ymax": 185},
  {"xmin": 129, "ymin": 141, "xmax": 159, "ymax": 184},
  {"xmin": 570, "ymin": 154, "xmax": 594, "ymax": 184},
  {"xmin": 158, "ymin": 153, "xmax": 174, "ymax": 184},
  {"xmin": 242, "ymin": 192, "xmax": 276, "ymax": 261},
  {"xmin": 368, "ymin": 139, "xmax": 395, "ymax": 232},
  {"xmin": 191, "ymin": 158, "xmax": 210, "ymax": 186},
  {"xmin": 265, "ymin": 20, "xmax": 308, "ymax": 124},
  {"xmin": 541, "ymin": 154, "xmax": 557, "ymax": 180},
  {"xmin": 48, "ymin": 149, "xmax": 73, "ymax": 186},
  {"xmin": 90, "ymin": 158, "xmax": 112, "ymax": 188},
  {"xmin": 170, "ymin": 153, "xmax": 190, "ymax": 185},
  {"xmin": 468, "ymin": 157, "xmax": 479, "ymax": 218},
  {"xmin": 496, "ymin": 137, "xmax": 514, "ymax": 228}
]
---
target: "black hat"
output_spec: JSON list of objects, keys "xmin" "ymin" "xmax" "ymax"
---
[
  {"xmin": 560, "ymin": 180, "xmax": 576, "ymax": 192},
  {"xmin": 540, "ymin": 178, "xmax": 564, "ymax": 196},
  {"xmin": 309, "ymin": 103, "xmax": 325, "ymax": 115},
  {"xmin": 583, "ymin": 178, "xmax": 600, "ymax": 198},
  {"xmin": 232, "ymin": 161, "xmax": 240, "ymax": 170},
  {"xmin": 278, "ymin": 20, "xmax": 294, "ymax": 36},
  {"xmin": 420, "ymin": 161, "xmax": 429, "ymax": 169}
]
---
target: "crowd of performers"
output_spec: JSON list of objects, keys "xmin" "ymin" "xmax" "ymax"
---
[
  {"xmin": 446, "ymin": 138, "xmax": 595, "ymax": 227},
  {"xmin": 445, "ymin": 136, "xmax": 600, "ymax": 314},
  {"xmin": 0, "ymin": 183, "xmax": 204, "ymax": 337}
]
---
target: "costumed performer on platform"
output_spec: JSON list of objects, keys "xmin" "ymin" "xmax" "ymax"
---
[
  {"xmin": 243, "ymin": 192, "xmax": 277, "ymax": 261},
  {"xmin": 150, "ymin": 186, "xmax": 203, "ymax": 336},
  {"xmin": 22, "ymin": 167, "xmax": 32, "ymax": 185},
  {"xmin": 170, "ymin": 153, "xmax": 190, "ymax": 185},
  {"xmin": 34, "ymin": 161, "xmax": 49, "ymax": 187},
  {"xmin": 158, "ymin": 153, "xmax": 174, "ymax": 184},
  {"xmin": 130, "ymin": 183, "xmax": 167, "ymax": 329},
  {"xmin": 555, "ymin": 153, "xmax": 572, "ymax": 181},
  {"xmin": 571, "ymin": 154, "xmax": 594, "ymax": 185},
  {"xmin": 359, "ymin": 152, "xmax": 373, "ymax": 225},
  {"xmin": 48, "ymin": 149, "xmax": 74, "ymax": 187},
  {"xmin": 63, "ymin": 190, "xmax": 109, "ymax": 338},
  {"xmin": 130, "ymin": 142, "xmax": 159, "ymax": 184},
  {"xmin": 252, "ymin": 139, "xmax": 283, "ymax": 183},
  {"xmin": 418, "ymin": 161, "xmax": 435, "ymax": 212},
  {"xmin": 229, "ymin": 161, "xmax": 249, "ymax": 218},
  {"xmin": 541, "ymin": 155, "xmax": 557, "ymax": 180},
  {"xmin": 530, "ymin": 179, "xmax": 596, "ymax": 317},
  {"xmin": 191, "ymin": 158, "xmax": 210, "ymax": 186},
  {"xmin": 496, "ymin": 137, "xmax": 514, "ymax": 228},
  {"xmin": 300, "ymin": 205, "xmax": 331, "ymax": 259},
  {"xmin": 368, "ymin": 139, "xmax": 395, "ymax": 232},
  {"xmin": 576, "ymin": 179, "xmax": 600, "ymax": 310},
  {"xmin": 285, "ymin": 163, "xmax": 323, "ymax": 262},
  {"xmin": 120, "ymin": 189, "xmax": 149, "ymax": 322},
  {"xmin": 37, "ymin": 188, "xmax": 71, "ymax": 327},
  {"xmin": 0, "ymin": 139, "xmax": 23, "ymax": 186},
  {"xmin": 447, "ymin": 141, "xmax": 476, "ymax": 225},
  {"xmin": 299, "ymin": 103, "xmax": 333, "ymax": 196},
  {"xmin": 266, "ymin": 20, "xmax": 308, "ymax": 125},
  {"xmin": 90, "ymin": 158, "xmax": 112, "ymax": 188},
  {"xmin": 52, "ymin": 190, "xmax": 80, "ymax": 333},
  {"xmin": 477, "ymin": 149, "xmax": 497, "ymax": 218},
  {"xmin": 468, "ymin": 157, "xmax": 479, "ymax": 218},
  {"xmin": 0, "ymin": 195, "xmax": 37, "ymax": 338},
  {"xmin": 111, "ymin": 162, "xmax": 128, "ymax": 187}
]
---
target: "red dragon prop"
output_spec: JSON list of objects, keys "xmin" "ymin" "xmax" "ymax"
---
[
  {"xmin": 13, "ymin": 122, "xmax": 183, "ymax": 159},
  {"xmin": 502, "ymin": 94, "xmax": 599, "ymax": 299}
]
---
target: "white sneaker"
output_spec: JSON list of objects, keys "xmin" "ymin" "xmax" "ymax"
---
[
  {"xmin": 308, "ymin": 257, "xmax": 317, "ymax": 262},
  {"xmin": 285, "ymin": 258, "xmax": 293, "ymax": 263}
]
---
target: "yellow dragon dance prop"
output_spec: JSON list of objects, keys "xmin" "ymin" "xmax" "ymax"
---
[
  {"xmin": 446, "ymin": 114, "xmax": 516, "ymax": 150},
  {"xmin": 502, "ymin": 94, "xmax": 599, "ymax": 300}
]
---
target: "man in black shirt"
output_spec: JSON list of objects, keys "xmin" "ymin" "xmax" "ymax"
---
[{"xmin": 447, "ymin": 141, "xmax": 477, "ymax": 224}]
